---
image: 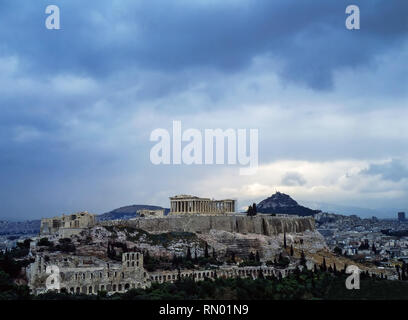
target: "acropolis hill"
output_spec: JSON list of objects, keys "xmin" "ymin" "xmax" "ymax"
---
[
  {"xmin": 40, "ymin": 194, "xmax": 315, "ymax": 237},
  {"xmin": 28, "ymin": 193, "xmax": 327, "ymax": 295}
]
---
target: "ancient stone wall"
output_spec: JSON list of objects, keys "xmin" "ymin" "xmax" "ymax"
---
[
  {"xmin": 99, "ymin": 215, "xmax": 315, "ymax": 236},
  {"xmin": 27, "ymin": 252, "xmax": 149, "ymax": 295}
]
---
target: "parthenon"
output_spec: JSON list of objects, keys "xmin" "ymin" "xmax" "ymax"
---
[{"xmin": 169, "ymin": 195, "xmax": 236, "ymax": 215}]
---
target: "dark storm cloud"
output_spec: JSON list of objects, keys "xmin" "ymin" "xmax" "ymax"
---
[
  {"xmin": 0, "ymin": 0, "xmax": 407, "ymax": 219},
  {"xmin": 361, "ymin": 159, "xmax": 408, "ymax": 182},
  {"xmin": 0, "ymin": 0, "xmax": 407, "ymax": 88}
]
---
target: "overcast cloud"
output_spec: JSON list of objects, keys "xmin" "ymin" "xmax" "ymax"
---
[{"xmin": 0, "ymin": 0, "xmax": 407, "ymax": 219}]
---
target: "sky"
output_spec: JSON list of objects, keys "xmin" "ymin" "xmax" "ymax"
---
[{"xmin": 0, "ymin": 0, "xmax": 407, "ymax": 220}]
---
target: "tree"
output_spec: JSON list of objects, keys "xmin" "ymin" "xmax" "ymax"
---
[
  {"xmin": 321, "ymin": 257, "xmax": 327, "ymax": 272},
  {"xmin": 246, "ymin": 205, "xmax": 254, "ymax": 216},
  {"xmin": 249, "ymin": 252, "xmax": 255, "ymax": 261},
  {"xmin": 402, "ymin": 263, "xmax": 407, "ymax": 281},
  {"xmin": 255, "ymin": 251, "xmax": 260, "ymax": 262},
  {"xmin": 212, "ymin": 248, "xmax": 216, "ymax": 259},
  {"xmin": 107, "ymin": 243, "xmax": 116, "ymax": 260},
  {"xmin": 186, "ymin": 247, "xmax": 192, "ymax": 260},
  {"xmin": 172, "ymin": 254, "xmax": 178, "ymax": 266},
  {"xmin": 177, "ymin": 268, "xmax": 181, "ymax": 281},
  {"xmin": 343, "ymin": 264, "xmax": 348, "ymax": 274},
  {"xmin": 38, "ymin": 238, "xmax": 52, "ymax": 247},
  {"xmin": 204, "ymin": 243, "xmax": 209, "ymax": 259},
  {"xmin": 372, "ymin": 243, "xmax": 377, "ymax": 254},
  {"xmin": 300, "ymin": 250, "xmax": 306, "ymax": 267},
  {"xmin": 290, "ymin": 245, "xmax": 294, "ymax": 256},
  {"xmin": 283, "ymin": 232, "xmax": 287, "ymax": 249},
  {"xmin": 252, "ymin": 203, "xmax": 257, "ymax": 216}
]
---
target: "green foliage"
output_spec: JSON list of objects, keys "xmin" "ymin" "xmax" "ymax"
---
[
  {"xmin": 38, "ymin": 238, "xmax": 53, "ymax": 247},
  {"xmin": 17, "ymin": 239, "xmax": 32, "ymax": 249},
  {"xmin": 4, "ymin": 263, "xmax": 408, "ymax": 300},
  {"xmin": 239, "ymin": 260, "xmax": 261, "ymax": 267},
  {"xmin": 275, "ymin": 253, "xmax": 290, "ymax": 268},
  {"xmin": 246, "ymin": 203, "xmax": 257, "ymax": 216},
  {"xmin": 58, "ymin": 238, "xmax": 71, "ymax": 244},
  {"xmin": 0, "ymin": 250, "xmax": 31, "ymax": 300},
  {"xmin": 0, "ymin": 250, "xmax": 25, "ymax": 278},
  {"xmin": 30, "ymin": 270, "xmax": 371, "ymax": 300}
]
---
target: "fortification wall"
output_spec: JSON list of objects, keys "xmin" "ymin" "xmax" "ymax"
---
[{"xmin": 99, "ymin": 215, "xmax": 315, "ymax": 236}]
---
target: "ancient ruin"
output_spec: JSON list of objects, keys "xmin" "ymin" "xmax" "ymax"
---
[
  {"xmin": 135, "ymin": 209, "xmax": 165, "ymax": 218},
  {"xmin": 40, "ymin": 212, "xmax": 96, "ymax": 237},
  {"xmin": 27, "ymin": 252, "xmax": 293, "ymax": 295},
  {"xmin": 169, "ymin": 195, "xmax": 236, "ymax": 215},
  {"xmin": 27, "ymin": 252, "xmax": 149, "ymax": 295},
  {"xmin": 29, "ymin": 194, "xmax": 318, "ymax": 296}
]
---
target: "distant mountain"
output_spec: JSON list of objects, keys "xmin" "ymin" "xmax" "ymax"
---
[
  {"xmin": 98, "ymin": 205, "xmax": 170, "ymax": 221},
  {"xmin": 256, "ymin": 192, "xmax": 321, "ymax": 216},
  {"xmin": 299, "ymin": 200, "xmax": 382, "ymax": 218},
  {"xmin": 0, "ymin": 219, "xmax": 40, "ymax": 235}
]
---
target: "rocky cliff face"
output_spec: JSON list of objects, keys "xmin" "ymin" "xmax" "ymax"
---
[
  {"xmin": 72, "ymin": 225, "xmax": 326, "ymax": 263},
  {"xmin": 100, "ymin": 215, "xmax": 315, "ymax": 236},
  {"xmin": 257, "ymin": 192, "xmax": 321, "ymax": 216},
  {"xmin": 199, "ymin": 229, "xmax": 326, "ymax": 261}
]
